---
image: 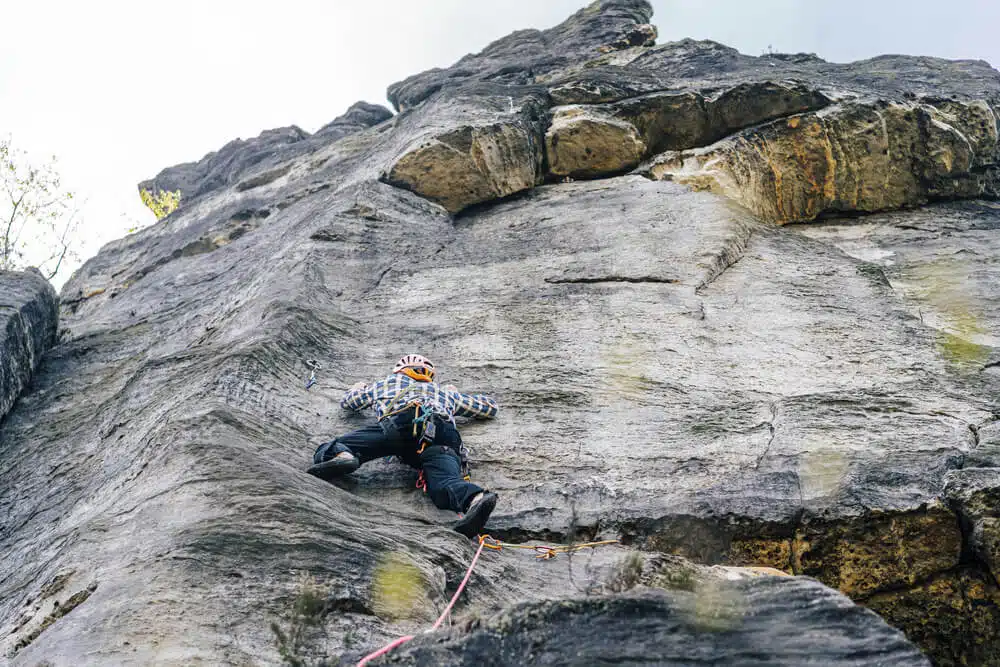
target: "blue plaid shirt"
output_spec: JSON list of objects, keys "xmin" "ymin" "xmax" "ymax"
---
[{"xmin": 341, "ymin": 373, "xmax": 499, "ymax": 421}]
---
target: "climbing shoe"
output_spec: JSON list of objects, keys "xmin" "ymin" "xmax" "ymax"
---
[
  {"xmin": 307, "ymin": 452, "xmax": 359, "ymax": 481},
  {"xmin": 452, "ymin": 491, "xmax": 498, "ymax": 538}
]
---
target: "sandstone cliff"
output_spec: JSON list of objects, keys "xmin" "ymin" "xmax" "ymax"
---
[{"xmin": 2, "ymin": 1, "xmax": 999, "ymax": 665}]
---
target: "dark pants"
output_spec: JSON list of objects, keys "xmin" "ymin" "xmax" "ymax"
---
[{"xmin": 313, "ymin": 410, "xmax": 483, "ymax": 513}]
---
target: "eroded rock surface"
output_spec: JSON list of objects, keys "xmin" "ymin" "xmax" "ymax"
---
[
  {"xmin": 385, "ymin": 582, "xmax": 929, "ymax": 667},
  {"xmin": 645, "ymin": 99, "xmax": 1000, "ymax": 223},
  {"xmin": 316, "ymin": 101, "xmax": 394, "ymax": 138},
  {"xmin": 548, "ymin": 82, "xmax": 831, "ymax": 179},
  {"xmin": 381, "ymin": 89, "xmax": 549, "ymax": 213},
  {"xmin": 385, "ymin": 21, "xmax": 1000, "ymax": 218},
  {"xmin": 386, "ymin": 0, "xmax": 656, "ymax": 112},
  {"xmin": 2, "ymin": 1, "xmax": 1000, "ymax": 666},
  {"xmin": 139, "ymin": 100, "xmax": 393, "ymax": 208},
  {"xmin": 0, "ymin": 270, "xmax": 58, "ymax": 422}
]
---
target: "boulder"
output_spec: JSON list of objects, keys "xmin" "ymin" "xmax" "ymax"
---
[
  {"xmin": 380, "ymin": 88, "xmax": 549, "ymax": 213},
  {"xmin": 0, "ymin": 270, "xmax": 58, "ymax": 422},
  {"xmin": 546, "ymin": 105, "xmax": 647, "ymax": 178}
]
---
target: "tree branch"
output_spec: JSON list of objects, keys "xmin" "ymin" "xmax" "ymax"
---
[
  {"xmin": 3, "ymin": 190, "xmax": 27, "ymax": 269},
  {"xmin": 44, "ymin": 208, "xmax": 79, "ymax": 279}
]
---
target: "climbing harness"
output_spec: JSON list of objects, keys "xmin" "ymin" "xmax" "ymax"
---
[
  {"xmin": 381, "ymin": 386, "xmax": 437, "ymax": 454},
  {"xmin": 379, "ymin": 383, "xmax": 473, "ymax": 481},
  {"xmin": 355, "ymin": 378, "xmax": 477, "ymax": 494},
  {"xmin": 304, "ymin": 359, "xmax": 321, "ymax": 390},
  {"xmin": 354, "ymin": 534, "xmax": 620, "ymax": 666},
  {"xmin": 379, "ymin": 381, "xmax": 424, "ymax": 421}
]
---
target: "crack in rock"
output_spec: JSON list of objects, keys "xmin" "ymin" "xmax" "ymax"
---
[
  {"xmin": 545, "ymin": 275, "xmax": 679, "ymax": 285},
  {"xmin": 695, "ymin": 227, "xmax": 752, "ymax": 294}
]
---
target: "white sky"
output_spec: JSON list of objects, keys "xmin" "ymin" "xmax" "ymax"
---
[{"xmin": 3, "ymin": 0, "xmax": 998, "ymax": 287}]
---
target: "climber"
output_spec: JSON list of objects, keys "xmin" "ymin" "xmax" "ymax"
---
[{"xmin": 307, "ymin": 354, "xmax": 500, "ymax": 538}]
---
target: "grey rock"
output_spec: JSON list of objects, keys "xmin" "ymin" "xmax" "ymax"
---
[
  {"xmin": 138, "ymin": 125, "xmax": 309, "ymax": 204},
  {"xmin": 944, "ymin": 467, "xmax": 1000, "ymax": 587},
  {"xmin": 0, "ymin": 270, "xmax": 58, "ymax": 423},
  {"xmin": 386, "ymin": 0, "xmax": 654, "ymax": 111},
  {"xmin": 138, "ymin": 100, "xmax": 393, "ymax": 208},
  {"xmin": 794, "ymin": 201, "xmax": 1000, "ymax": 371},
  {"xmin": 383, "ymin": 583, "xmax": 929, "ymax": 667},
  {"xmin": 315, "ymin": 101, "xmax": 394, "ymax": 138},
  {"xmin": 3, "ymin": 2, "xmax": 1000, "ymax": 666},
  {"xmin": 547, "ymin": 38, "xmax": 1000, "ymax": 106}
]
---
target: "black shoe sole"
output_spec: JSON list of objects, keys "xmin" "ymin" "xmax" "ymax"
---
[
  {"xmin": 453, "ymin": 492, "xmax": 498, "ymax": 538},
  {"xmin": 307, "ymin": 457, "xmax": 359, "ymax": 482}
]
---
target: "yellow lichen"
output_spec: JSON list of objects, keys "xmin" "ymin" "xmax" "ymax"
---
[
  {"xmin": 371, "ymin": 552, "xmax": 427, "ymax": 621},
  {"xmin": 140, "ymin": 188, "xmax": 182, "ymax": 220},
  {"xmin": 728, "ymin": 538, "xmax": 793, "ymax": 572},
  {"xmin": 905, "ymin": 259, "xmax": 991, "ymax": 369}
]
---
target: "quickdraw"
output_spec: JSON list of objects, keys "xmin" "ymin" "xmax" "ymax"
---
[{"xmin": 304, "ymin": 359, "xmax": 321, "ymax": 390}]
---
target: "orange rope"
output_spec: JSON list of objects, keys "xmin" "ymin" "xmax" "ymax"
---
[{"xmin": 479, "ymin": 535, "xmax": 619, "ymax": 560}]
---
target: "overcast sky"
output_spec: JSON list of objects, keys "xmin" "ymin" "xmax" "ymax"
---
[{"xmin": 3, "ymin": 0, "xmax": 998, "ymax": 286}]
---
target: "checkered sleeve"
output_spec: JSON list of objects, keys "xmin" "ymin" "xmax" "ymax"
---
[
  {"xmin": 341, "ymin": 381, "xmax": 377, "ymax": 411},
  {"xmin": 452, "ymin": 390, "xmax": 499, "ymax": 419}
]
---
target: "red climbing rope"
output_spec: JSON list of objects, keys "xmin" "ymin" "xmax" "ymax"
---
[
  {"xmin": 355, "ymin": 634, "xmax": 415, "ymax": 666},
  {"xmin": 356, "ymin": 535, "xmax": 489, "ymax": 666},
  {"xmin": 431, "ymin": 535, "xmax": 487, "ymax": 631}
]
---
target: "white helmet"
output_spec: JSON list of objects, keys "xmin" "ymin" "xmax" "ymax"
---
[{"xmin": 392, "ymin": 354, "xmax": 436, "ymax": 382}]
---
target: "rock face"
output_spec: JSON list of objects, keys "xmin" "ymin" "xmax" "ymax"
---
[
  {"xmin": 381, "ymin": 89, "xmax": 550, "ymax": 213},
  {"xmin": 3, "ymin": 2, "xmax": 1000, "ymax": 666},
  {"xmin": 0, "ymin": 270, "xmax": 58, "ymax": 423},
  {"xmin": 315, "ymin": 101, "xmax": 394, "ymax": 138},
  {"xmin": 138, "ymin": 100, "xmax": 393, "ymax": 208},
  {"xmin": 548, "ymin": 82, "xmax": 832, "ymax": 179},
  {"xmin": 645, "ymin": 98, "xmax": 1000, "ymax": 223},
  {"xmin": 386, "ymin": 0, "xmax": 656, "ymax": 111},
  {"xmin": 388, "ymin": 583, "xmax": 929, "ymax": 667}
]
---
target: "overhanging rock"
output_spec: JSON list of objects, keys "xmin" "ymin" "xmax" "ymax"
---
[
  {"xmin": 642, "ymin": 98, "xmax": 1000, "ymax": 223},
  {"xmin": 380, "ymin": 88, "xmax": 550, "ymax": 214}
]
